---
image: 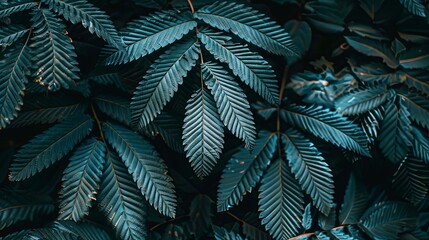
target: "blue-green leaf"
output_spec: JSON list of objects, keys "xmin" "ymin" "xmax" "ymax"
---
[
  {"xmin": 281, "ymin": 104, "xmax": 370, "ymax": 157},
  {"xmin": 0, "ymin": 1, "xmax": 37, "ymax": 18},
  {"xmin": 10, "ymin": 114, "xmax": 93, "ymax": 181},
  {"xmin": 302, "ymin": 203, "xmax": 312, "ymax": 230},
  {"xmin": 42, "ymin": 0, "xmax": 123, "ymax": 49},
  {"xmin": 339, "ymin": 173, "xmax": 368, "ymax": 225},
  {"xmin": 95, "ymin": 94, "xmax": 131, "ymax": 126},
  {"xmin": 284, "ymin": 20, "xmax": 312, "ymax": 64},
  {"xmin": 52, "ymin": 221, "xmax": 110, "ymax": 240},
  {"xmin": 195, "ymin": 1, "xmax": 296, "ymax": 56},
  {"xmin": 318, "ymin": 203, "xmax": 336, "ymax": 230},
  {"xmin": 335, "ymin": 88, "xmax": 393, "ymax": 115},
  {"xmin": 399, "ymin": 0, "xmax": 427, "ymax": 17},
  {"xmin": 183, "ymin": 88, "xmax": 224, "ymax": 178},
  {"xmin": 59, "ymin": 138, "xmax": 106, "ymax": 221},
  {"xmin": 400, "ymin": 46, "xmax": 429, "ymax": 69},
  {"xmin": 259, "ymin": 159, "xmax": 304, "ymax": 240},
  {"xmin": 282, "ymin": 129, "xmax": 334, "ymax": 215},
  {"xmin": 0, "ymin": 25, "xmax": 29, "ymax": 47},
  {"xmin": 106, "ymin": 11, "xmax": 197, "ymax": 65},
  {"xmin": 103, "ymin": 122, "xmax": 176, "ymax": 217},
  {"xmin": 217, "ymin": 131, "xmax": 277, "ymax": 212},
  {"xmin": 145, "ymin": 112, "xmax": 184, "ymax": 153},
  {"xmin": 411, "ymin": 127, "xmax": 429, "ymax": 164},
  {"xmin": 202, "ymin": 62, "xmax": 256, "ymax": 149},
  {"xmin": 199, "ymin": 29, "xmax": 279, "ymax": 105},
  {"xmin": 98, "ymin": 152, "xmax": 146, "ymax": 240},
  {"xmin": 131, "ymin": 39, "xmax": 199, "ymax": 129},
  {"xmin": 378, "ymin": 99, "xmax": 413, "ymax": 164},
  {"xmin": 398, "ymin": 91, "xmax": 429, "ymax": 130},
  {"xmin": 212, "ymin": 225, "xmax": 245, "ymax": 240}
]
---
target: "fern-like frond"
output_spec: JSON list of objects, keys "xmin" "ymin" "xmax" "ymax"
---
[
  {"xmin": 398, "ymin": 92, "xmax": 429, "ymax": 130},
  {"xmin": 106, "ymin": 11, "xmax": 197, "ymax": 65},
  {"xmin": 202, "ymin": 62, "xmax": 256, "ymax": 149},
  {"xmin": 42, "ymin": 0, "xmax": 123, "ymax": 49},
  {"xmin": 213, "ymin": 225, "xmax": 245, "ymax": 240},
  {"xmin": 145, "ymin": 112, "xmax": 184, "ymax": 153},
  {"xmin": 259, "ymin": 159, "xmax": 304, "ymax": 240},
  {"xmin": 195, "ymin": 1, "xmax": 296, "ymax": 56},
  {"xmin": 59, "ymin": 138, "xmax": 106, "ymax": 221},
  {"xmin": 411, "ymin": 127, "xmax": 429, "ymax": 164},
  {"xmin": 404, "ymin": 71, "xmax": 429, "ymax": 96},
  {"xmin": 217, "ymin": 131, "xmax": 277, "ymax": 212},
  {"xmin": 399, "ymin": 0, "xmax": 427, "ymax": 17},
  {"xmin": 0, "ymin": 192, "xmax": 54, "ymax": 230},
  {"xmin": 393, "ymin": 156, "xmax": 429, "ymax": 205},
  {"xmin": 280, "ymin": 104, "xmax": 370, "ymax": 157},
  {"xmin": 183, "ymin": 88, "xmax": 224, "ymax": 178},
  {"xmin": 339, "ymin": 173, "xmax": 368, "ymax": 225},
  {"xmin": 0, "ymin": 42, "xmax": 30, "ymax": 129},
  {"xmin": 102, "ymin": 122, "xmax": 176, "ymax": 217},
  {"xmin": 0, "ymin": 1, "xmax": 37, "ymax": 18},
  {"xmin": 360, "ymin": 107, "xmax": 383, "ymax": 145},
  {"xmin": 335, "ymin": 88, "xmax": 393, "ymax": 115},
  {"xmin": 131, "ymin": 39, "xmax": 199, "ymax": 128},
  {"xmin": 0, "ymin": 25, "xmax": 29, "ymax": 47},
  {"xmin": 89, "ymin": 72, "xmax": 129, "ymax": 92},
  {"xmin": 98, "ymin": 152, "xmax": 146, "ymax": 240},
  {"xmin": 52, "ymin": 221, "xmax": 110, "ymax": 240},
  {"xmin": 199, "ymin": 29, "xmax": 279, "ymax": 105},
  {"xmin": 24, "ymin": 227, "xmax": 79, "ymax": 240},
  {"xmin": 95, "ymin": 94, "xmax": 131, "ymax": 126},
  {"xmin": 9, "ymin": 114, "xmax": 93, "ymax": 181},
  {"xmin": 378, "ymin": 99, "xmax": 413, "ymax": 164},
  {"xmin": 359, "ymin": 202, "xmax": 418, "ymax": 239},
  {"xmin": 282, "ymin": 129, "xmax": 334, "ymax": 216},
  {"xmin": 30, "ymin": 8, "xmax": 79, "ymax": 91}
]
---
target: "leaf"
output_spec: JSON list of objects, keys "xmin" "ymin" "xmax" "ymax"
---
[
  {"xmin": 0, "ymin": 230, "xmax": 31, "ymax": 240},
  {"xmin": 0, "ymin": 25, "xmax": 29, "ymax": 47},
  {"xmin": 202, "ymin": 62, "xmax": 256, "ymax": 149},
  {"xmin": 0, "ymin": 1, "xmax": 37, "ymax": 18},
  {"xmin": 318, "ymin": 203, "xmax": 336, "ymax": 230},
  {"xmin": 183, "ymin": 88, "xmax": 224, "ymax": 178},
  {"xmin": 89, "ymin": 71, "xmax": 129, "ymax": 92},
  {"xmin": 190, "ymin": 194, "xmax": 213, "ymax": 239},
  {"xmin": 0, "ymin": 192, "xmax": 54, "ymax": 230},
  {"xmin": 359, "ymin": 0, "xmax": 384, "ymax": 19},
  {"xmin": 162, "ymin": 224, "xmax": 185, "ymax": 240},
  {"xmin": 335, "ymin": 88, "xmax": 393, "ymax": 115},
  {"xmin": 284, "ymin": 20, "xmax": 312, "ymax": 64},
  {"xmin": 399, "ymin": 0, "xmax": 427, "ymax": 17},
  {"xmin": 359, "ymin": 202, "xmax": 418, "ymax": 239},
  {"xmin": 398, "ymin": 91, "xmax": 429, "ymax": 130},
  {"xmin": 98, "ymin": 152, "xmax": 146, "ymax": 240},
  {"xmin": 95, "ymin": 94, "xmax": 131, "ymax": 126},
  {"xmin": 10, "ymin": 114, "xmax": 93, "ymax": 181},
  {"xmin": 302, "ymin": 203, "xmax": 312, "ymax": 230},
  {"xmin": 347, "ymin": 22, "xmax": 390, "ymax": 41},
  {"xmin": 393, "ymin": 156, "xmax": 429, "ymax": 205},
  {"xmin": 58, "ymin": 138, "xmax": 106, "ymax": 221},
  {"xmin": 280, "ymin": 104, "xmax": 370, "ymax": 157},
  {"xmin": 145, "ymin": 113, "xmax": 184, "ymax": 153},
  {"xmin": 217, "ymin": 131, "xmax": 277, "ymax": 212},
  {"xmin": 378, "ymin": 99, "xmax": 413, "ymax": 164},
  {"xmin": 106, "ymin": 10, "xmax": 197, "ymax": 64},
  {"xmin": 195, "ymin": 1, "xmax": 296, "ymax": 56},
  {"xmin": 52, "ymin": 221, "xmax": 111, "ymax": 240},
  {"xmin": 411, "ymin": 127, "xmax": 429, "ymax": 164},
  {"xmin": 30, "ymin": 8, "xmax": 79, "ymax": 91},
  {"xmin": 199, "ymin": 29, "xmax": 279, "ymax": 105},
  {"xmin": 400, "ymin": 46, "xmax": 429, "ymax": 69},
  {"xmin": 0, "ymin": 42, "xmax": 30, "ymax": 129},
  {"xmin": 212, "ymin": 225, "xmax": 245, "ymax": 240},
  {"xmin": 282, "ymin": 129, "xmax": 334, "ymax": 215},
  {"xmin": 403, "ymin": 70, "xmax": 429, "ymax": 96},
  {"xmin": 345, "ymin": 36, "xmax": 399, "ymax": 69},
  {"xmin": 131, "ymin": 39, "xmax": 199, "ymax": 128},
  {"xmin": 103, "ymin": 122, "xmax": 176, "ymax": 217},
  {"xmin": 303, "ymin": 0, "xmax": 351, "ymax": 33},
  {"xmin": 24, "ymin": 227, "xmax": 79, "ymax": 240},
  {"xmin": 242, "ymin": 222, "xmax": 271, "ymax": 240},
  {"xmin": 360, "ymin": 107, "xmax": 384, "ymax": 145},
  {"xmin": 259, "ymin": 159, "xmax": 304, "ymax": 240},
  {"xmin": 339, "ymin": 173, "xmax": 368, "ymax": 225},
  {"xmin": 42, "ymin": 0, "xmax": 123, "ymax": 49},
  {"xmin": 330, "ymin": 227, "xmax": 358, "ymax": 240},
  {"xmin": 350, "ymin": 62, "xmax": 403, "ymax": 86}
]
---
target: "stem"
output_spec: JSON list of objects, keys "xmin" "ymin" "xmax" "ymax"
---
[
  {"xmin": 90, "ymin": 104, "xmax": 111, "ymax": 154},
  {"xmin": 187, "ymin": 0, "xmax": 195, "ymax": 13},
  {"xmin": 149, "ymin": 215, "xmax": 189, "ymax": 231},
  {"xmin": 279, "ymin": 65, "xmax": 290, "ymax": 104}
]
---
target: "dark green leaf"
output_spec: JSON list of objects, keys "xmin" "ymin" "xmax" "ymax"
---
[
  {"xmin": 399, "ymin": 0, "xmax": 427, "ymax": 17},
  {"xmin": 190, "ymin": 194, "xmax": 213, "ymax": 239},
  {"xmin": 339, "ymin": 173, "xmax": 368, "ymax": 225},
  {"xmin": 335, "ymin": 88, "xmax": 393, "ymax": 115},
  {"xmin": 400, "ymin": 46, "xmax": 429, "ymax": 69}
]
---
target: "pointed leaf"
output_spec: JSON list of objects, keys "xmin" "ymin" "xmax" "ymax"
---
[
  {"xmin": 411, "ymin": 127, "xmax": 429, "ymax": 164},
  {"xmin": 335, "ymin": 88, "xmax": 393, "ymax": 115},
  {"xmin": 0, "ymin": 1, "xmax": 37, "ymax": 18},
  {"xmin": 0, "ymin": 25, "xmax": 29, "ymax": 47},
  {"xmin": 399, "ymin": 0, "xmax": 427, "ymax": 17},
  {"xmin": 400, "ymin": 46, "xmax": 429, "ymax": 69},
  {"xmin": 339, "ymin": 173, "xmax": 368, "ymax": 225},
  {"xmin": 398, "ymin": 92, "xmax": 429, "ymax": 130}
]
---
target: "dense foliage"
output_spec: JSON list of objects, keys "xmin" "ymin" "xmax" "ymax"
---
[{"xmin": 1, "ymin": 0, "xmax": 429, "ymax": 239}]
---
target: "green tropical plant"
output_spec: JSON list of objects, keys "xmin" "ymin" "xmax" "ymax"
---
[{"xmin": 1, "ymin": 0, "xmax": 429, "ymax": 239}]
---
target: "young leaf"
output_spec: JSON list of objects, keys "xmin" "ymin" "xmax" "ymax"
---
[
  {"xmin": 282, "ymin": 129, "xmax": 334, "ymax": 216},
  {"xmin": 98, "ymin": 152, "xmax": 146, "ymax": 240},
  {"xmin": 378, "ymin": 99, "xmax": 413, "ymax": 164},
  {"xmin": 399, "ymin": 0, "xmax": 427, "ymax": 17},
  {"xmin": 280, "ymin": 104, "xmax": 370, "ymax": 157},
  {"xmin": 195, "ymin": 1, "xmax": 297, "ymax": 56},
  {"xmin": 103, "ymin": 122, "xmax": 176, "ymax": 217},
  {"xmin": 335, "ymin": 88, "xmax": 393, "ymax": 115},
  {"xmin": 131, "ymin": 39, "xmax": 199, "ymax": 129},
  {"xmin": 0, "ymin": 42, "xmax": 30, "ymax": 129},
  {"xmin": 42, "ymin": 0, "xmax": 124, "ymax": 49},
  {"xmin": 30, "ymin": 8, "xmax": 80, "ymax": 91},
  {"xmin": 339, "ymin": 173, "xmax": 368, "ymax": 225},
  {"xmin": 59, "ymin": 138, "xmax": 106, "ymax": 221},
  {"xmin": 199, "ymin": 29, "xmax": 279, "ymax": 105},
  {"xmin": 10, "ymin": 114, "xmax": 93, "ymax": 181},
  {"xmin": 202, "ymin": 62, "xmax": 256, "ymax": 149},
  {"xmin": 217, "ymin": 131, "xmax": 277, "ymax": 212},
  {"xmin": 183, "ymin": 88, "xmax": 224, "ymax": 178},
  {"xmin": 106, "ymin": 11, "xmax": 197, "ymax": 65},
  {"xmin": 259, "ymin": 159, "xmax": 304, "ymax": 240}
]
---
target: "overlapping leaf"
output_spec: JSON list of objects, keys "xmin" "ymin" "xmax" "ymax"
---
[
  {"xmin": 0, "ymin": 1, "xmax": 37, "ymax": 18},
  {"xmin": 335, "ymin": 88, "xmax": 393, "ymax": 115},
  {"xmin": 183, "ymin": 88, "xmax": 224, "ymax": 178},
  {"xmin": 411, "ymin": 127, "xmax": 429, "ymax": 164},
  {"xmin": 398, "ymin": 91, "xmax": 429, "ymax": 130},
  {"xmin": 59, "ymin": 138, "xmax": 106, "ymax": 221},
  {"xmin": 103, "ymin": 122, "xmax": 176, "ymax": 217},
  {"xmin": 195, "ymin": 1, "xmax": 296, "ymax": 56},
  {"xmin": 399, "ymin": 0, "xmax": 427, "ymax": 17},
  {"xmin": 0, "ymin": 25, "xmax": 29, "ymax": 47},
  {"xmin": 95, "ymin": 94, "xmax": 131, "ymax": 126},
  {"xmin": 339, "ymin": 173, "xmax": 368, "ymax": 225},
  {"xmin": 10, "ymin": 114, "xmax": 93, "ymax": 181}
]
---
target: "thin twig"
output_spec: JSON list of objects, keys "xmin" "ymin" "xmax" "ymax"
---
[
  {"xmin": 149, "ymin": 215, "xmax": 189, "ymax": 231},
  {"xmin": 187, "ymin": 0, "xmax": 195, "ymax": 13}
]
